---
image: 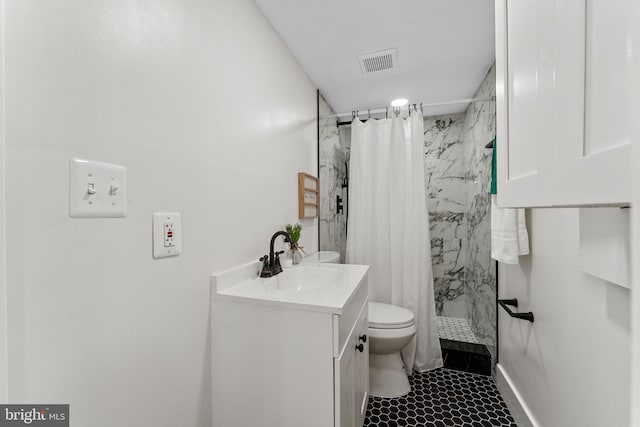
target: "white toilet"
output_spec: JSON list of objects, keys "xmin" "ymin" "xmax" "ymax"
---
[{"xmin": 368, "ymin": 302, "xmax": 416, "ymax": 398}]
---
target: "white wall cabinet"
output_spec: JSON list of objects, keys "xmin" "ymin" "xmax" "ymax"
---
[
  {"xmin": 211, "ymin": 267, "xmax": 369, "ymax": 427},
  {"xmin": 495, "ymin": 0, "xmax": 632, "ymax": 208}
]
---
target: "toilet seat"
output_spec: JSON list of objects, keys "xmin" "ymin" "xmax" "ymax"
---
[
  {"xmin": 367, "ymin": 323, "xmax": 417, "ymax": 340},
  {"xmin": 368, "ymin": 302, "xmax": 415, "ymax": 329}
]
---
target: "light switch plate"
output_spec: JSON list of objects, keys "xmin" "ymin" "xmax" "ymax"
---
[
  {"xmin": 69, "ymin": 158, "xmax": 127, "ymax": 218},
  {"xmin": 153, "ymin": 212, "xmax": 182, "ymax": 259}
]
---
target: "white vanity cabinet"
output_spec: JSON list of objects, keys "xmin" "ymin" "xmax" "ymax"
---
[
  {"xmin": 495, "ymin": 0, "xmax": 633, "ymax": 208},
  {"xmin": 210, "ymin": 263, "xmax": 369, "ymax": 427}
]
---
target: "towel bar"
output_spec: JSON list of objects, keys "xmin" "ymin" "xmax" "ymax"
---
[{"xmin": 498, "ymin": 298, "xmax": 534, "ymax": 322}]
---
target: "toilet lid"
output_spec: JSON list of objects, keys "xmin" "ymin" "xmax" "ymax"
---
[{"xmin": 368, "ymin": 302, "xmax": 415, "ymax": 329}]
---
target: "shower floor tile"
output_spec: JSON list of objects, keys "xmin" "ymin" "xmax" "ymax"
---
[
  {"xmin": 364, "ymin": 368, "xmax": 517, "ymax": 427},
  {"xmin": 437, "ymin": 316, "xmax": 478, "ymax": 343}
]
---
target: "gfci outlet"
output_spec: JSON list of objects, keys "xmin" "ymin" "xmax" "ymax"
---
[
  {"xmin": 153, "ymin": 212, "xmax": 182, "ymax": 258},
  {"xmin": 164, "ymin": 223, "xmax": 175, "ymax": 247}
]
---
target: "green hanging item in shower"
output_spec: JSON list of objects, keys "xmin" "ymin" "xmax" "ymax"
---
[{"xmin": 490, "ymin": 136, "xmax": 497, "ymax": 195}]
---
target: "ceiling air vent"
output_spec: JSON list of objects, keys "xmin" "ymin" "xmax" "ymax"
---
[{"xmin": 358, "ymin": 48, "xmax": 397, "ymax": 74}]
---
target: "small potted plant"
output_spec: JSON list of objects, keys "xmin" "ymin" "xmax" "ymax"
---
[{"xmin": 285, "ymin": 223, "xmax": 304, "ymax": 264}]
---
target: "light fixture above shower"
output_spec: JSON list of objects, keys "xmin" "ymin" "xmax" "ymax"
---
[{"xmin": 390, "ymin": 98, "xmax": 408, "ymax": 107}]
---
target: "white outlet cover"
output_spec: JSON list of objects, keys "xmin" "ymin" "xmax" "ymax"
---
[
  {"xmin": 69, "ymin": 158, "xmax": 127, "ymax": 218},
  {"xmin": 153, "ymin": 212, "xmax": 182, "ymax": 259}
]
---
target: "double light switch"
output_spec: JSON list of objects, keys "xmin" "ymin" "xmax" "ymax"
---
[{"xmin": 69, "ymin": 158, "xmax": 127, "ymax": 218}]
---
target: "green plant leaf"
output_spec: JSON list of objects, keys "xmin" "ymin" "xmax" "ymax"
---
[{"xmin": 284, "ymin": 223, "xmax": 302, "ymax": 244}]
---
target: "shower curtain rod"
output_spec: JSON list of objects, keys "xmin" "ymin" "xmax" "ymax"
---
[{"xmin": 328, "ymin": 96, "xmax": 495, "ymax": 120}]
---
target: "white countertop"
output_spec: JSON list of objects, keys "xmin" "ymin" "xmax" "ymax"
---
[{"xmin": 211, "ymin": 261, "xmax": 369, "ymax": 314}]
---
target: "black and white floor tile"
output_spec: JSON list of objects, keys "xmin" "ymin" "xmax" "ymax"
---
[
  {"xmin": 437, "ymin": 316, "xmax": 479, "ymax": 344},
  {"xmin": 364, "ymin": 368, "xmax": 517, "ymax": 427}
]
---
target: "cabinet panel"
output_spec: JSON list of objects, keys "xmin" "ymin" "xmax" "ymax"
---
[
  {"xmin": 584, "ymin": 0, "xmax": 632, "ymax": 156},
  {"xmin": 507, "ymin": 0, "xmax": 544, "ymax": 180},
  {"xmin": 211, "ymin": 300, "xmax": 334, "ymax": 427},
  {"xmin": 559, "ymin": 0, "xmax": 631, "ymax": 205},
  {"xmin": 496, "ymin": 0, "xmax": 554, "ymax": 207}
]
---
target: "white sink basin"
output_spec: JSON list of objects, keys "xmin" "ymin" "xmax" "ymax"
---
[
  {"xmin": 262, "ymin": 266, "xmax": 342, "ymax": 292},
  {"xmin": 212, "ymin": 262, "xmax": 370, "ymax": 314}
]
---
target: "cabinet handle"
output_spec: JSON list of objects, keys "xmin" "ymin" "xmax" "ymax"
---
[
  {"xmin": 359, "ymin": 334, "xmax": 367, "ymax": 343},
  {"xmin": 355, "ymin": 343, "xmax": 364, "ymax": 353}
]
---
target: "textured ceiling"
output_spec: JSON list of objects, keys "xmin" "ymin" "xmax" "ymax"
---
[{"xmin": 253, "ymin": 0, "xmax": 495, "ymax": 117}]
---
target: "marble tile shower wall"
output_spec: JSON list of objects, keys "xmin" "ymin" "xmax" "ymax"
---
[
  {"xmin": 462, "ymin": 65, "xmax": 497, "ymax": 357},
  {"xmin": 318, "ymin": 95, "xmax": 348, "ymax": 261},
  {"xmin": 337, "ymin": 125, "xmax": 351, "ymax": 262},
  {"xmin": 423, "ymin": 115, "xmax": 468, "ymax": 318}
]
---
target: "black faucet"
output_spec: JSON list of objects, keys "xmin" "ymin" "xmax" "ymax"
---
[{"xmin": 259, "ymin": 231, "xmax": 292, "ymax": 278}]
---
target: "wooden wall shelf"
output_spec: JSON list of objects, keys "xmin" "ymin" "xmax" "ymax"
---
[{"xmin": 298, "ymin": 172, "xmax": 319, "ymax": 219}]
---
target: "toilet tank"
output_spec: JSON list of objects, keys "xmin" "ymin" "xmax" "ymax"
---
[{"xmin": 302, "ymin": 251, "xmax": 340, "ymax": 264}]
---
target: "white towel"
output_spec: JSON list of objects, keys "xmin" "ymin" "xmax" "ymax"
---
[{"xmin": 491, "ymin": 195, "xmax": 529, "ymax": 264}]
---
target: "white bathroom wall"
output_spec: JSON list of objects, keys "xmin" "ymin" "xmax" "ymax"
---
[
  {"xmin": 0, "ymin": 0, "xmax": 8, "ymax": 403},
  {"xmin": 632, "ymin": 108, "xmax": 640, "ymax": 426},
  {"xmin": 3, "ymin": 1, "xmax": 317, "ymax": 426},
  {"xmin": 498, "ymin": 209, "xmax": 630, "ymax": 426},
  {"xmin": 631, "ymin": 3, "xmax": 640, "ymax": 423},
  {"xmin": 632, "ymin": 2, "xmax": 640, "ymax": 422}
]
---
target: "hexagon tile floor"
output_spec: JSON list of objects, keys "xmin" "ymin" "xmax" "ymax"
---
[{"xmin": 364, "ymin": 368, "xmax": 517, "ymax": 427}]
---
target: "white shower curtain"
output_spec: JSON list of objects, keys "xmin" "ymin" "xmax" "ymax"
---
[{"xmin": 346, "ymin": 113, "xmax": 443, "ymax": 373}]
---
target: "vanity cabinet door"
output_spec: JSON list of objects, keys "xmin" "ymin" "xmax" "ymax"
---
[
  {"xmin": 335, "ymin": 335, "xmax": 356, "ymax": 427},
  {"xmin": 334, "ymin": 300, "xmax": 368, "ymax": 427},
  {"xmin": 353, "ymin": 303, "xmax": 369, "ymax": 427}
]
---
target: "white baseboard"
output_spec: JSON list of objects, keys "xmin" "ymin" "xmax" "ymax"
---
[{"xmin": 496, "ymin": 363, "xmax": 539, "ymax": 427}]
